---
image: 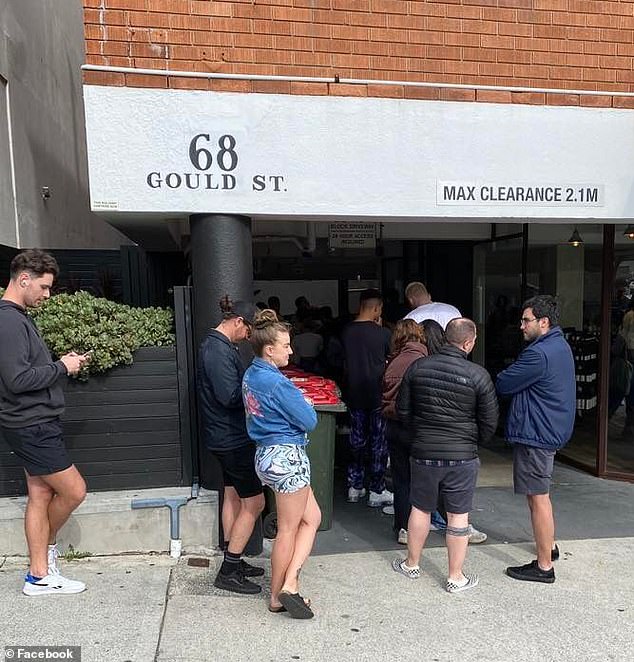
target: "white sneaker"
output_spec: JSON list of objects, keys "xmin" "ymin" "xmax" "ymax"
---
[
  {"xmin": 48, "ymin": 544, "xmax": 59, "ymax": 575},
  {"xmin": 368, "ymin": 489, "xmax": 393, "ymax": 507},
  {"xmin": 467, "ymin": 525, "xmax": 488, "ymax": 544},
  {"xmin": 382, "ymin": 505, "xmax": 394, "ymax": 515},
  {"xmin": 347, "ymin": 487, "xmax": 366, "ymax": 503},
  {"xmin": 397, "ymin": 528, "xmax": 408, "ymax": 545},
  {"xmin": 23, "ymin": 573, "xmax": 86, "ymax": 596}
]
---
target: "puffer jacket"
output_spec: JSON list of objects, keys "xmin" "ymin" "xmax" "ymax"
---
[
  {"xmin": 381, "ymin": 341, "xmax": 428, "ymax": 420},
  {"xmin": 396, "ymin": 344, "xmax": 499, "ymax": 461}
]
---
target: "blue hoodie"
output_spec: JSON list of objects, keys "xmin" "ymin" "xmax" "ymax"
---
[
  {"xmin": 496, "ymin": 327, "xmax": 576, "ymax": 450},
  {"xmin": 242, "ymin": 358, "xmax": 317, "ymax": 447}
]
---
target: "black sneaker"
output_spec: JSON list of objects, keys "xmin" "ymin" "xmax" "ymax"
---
[
  {"xmin": 506, "ymin": 560, "xmax": 555, "ymax": 584},
  {"xmin": 240, "ymin": 560, "xmax": 265, "ymax": 577},
  {"xmin": 213, "ymin": 570, "xmax": 262, "ymax": 595},
  {"xmin": 551, "ymin": 544, "xmax": 560, "ymax": 562}
]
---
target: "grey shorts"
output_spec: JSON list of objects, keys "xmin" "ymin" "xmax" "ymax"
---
[
  {"xmin": 409, "ymin": 457, "xmax": 480, "ymax": 515},
  {"xmin": 513, "ymin": 444, "xmax": 555, "ymax": 495}
]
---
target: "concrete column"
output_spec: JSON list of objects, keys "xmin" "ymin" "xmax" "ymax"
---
[{"xmin": 189, "ymin": 213, "xmax": 253, "ymax": 348}]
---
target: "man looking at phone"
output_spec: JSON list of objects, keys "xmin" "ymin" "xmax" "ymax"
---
[{"xmin": 0, "ymin": 249, "xmax": 89, "ymax": 595}]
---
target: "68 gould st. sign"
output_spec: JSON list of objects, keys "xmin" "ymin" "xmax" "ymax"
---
[{"xmin": 145, "ymin": 133, "xmax": 287, "ymax": 194}]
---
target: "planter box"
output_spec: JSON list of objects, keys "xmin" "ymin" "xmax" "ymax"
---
[{"xmin": 0, "ymin": 346, "xmax": 183, "ymax": 496}]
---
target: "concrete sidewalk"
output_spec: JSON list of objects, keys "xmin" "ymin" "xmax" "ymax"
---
[{"xmin": 1, "ymin": 536, "xmax": 632, "ymax": 662}]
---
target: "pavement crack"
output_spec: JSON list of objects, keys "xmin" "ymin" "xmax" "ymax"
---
[{"xmin": 153, "ymin": 563, "xmax": 174, "ymax": 662}]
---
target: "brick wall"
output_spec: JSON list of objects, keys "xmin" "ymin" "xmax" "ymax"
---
[{"xmin": 83, "ymin": 0, "xmax": 634, "ymax": 107}]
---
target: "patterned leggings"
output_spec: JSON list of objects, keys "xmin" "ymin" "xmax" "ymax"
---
[{"xmin": 348, "ymin": 408, "xmax": 388, "ymax": 494}]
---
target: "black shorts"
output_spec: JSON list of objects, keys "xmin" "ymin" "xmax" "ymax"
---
[
  {"xmin": 513, "ymin": 444, "xmax": 555, "ymax": 495},
  {"xmin": 212, "ymin": 445, "xmax": 263, "ymax": 499},
  {"xmin": 409, "ymin": 457, "xmax": 480, "ymax": 515},
  {"xmin": 1, "ymin": 419, "xmax": 72, "ymax": 476}
]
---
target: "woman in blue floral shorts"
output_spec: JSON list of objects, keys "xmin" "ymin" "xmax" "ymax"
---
[{"xmin": 242, "ymin": 310, "xmax": 320, "ymax": 619}]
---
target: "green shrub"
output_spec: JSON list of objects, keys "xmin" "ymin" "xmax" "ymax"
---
[{"xmin": 2, "ymin": 290, "xmax": 174, "ymax": 377}]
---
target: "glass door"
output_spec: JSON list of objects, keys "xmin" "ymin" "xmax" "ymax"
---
[{"xmin": 472, "ymin": 232, "xmax": 525, "ymax": 375}]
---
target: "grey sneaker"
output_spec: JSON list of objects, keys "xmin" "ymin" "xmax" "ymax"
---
[
  {"xmin": 467, "ymin": 525, "xmax": 487, "ymax": 544},
  {"xmin": 397, "ymin": 528, "xmax": 408, "ymax": 545},
  {"xmin": 391, "ymin": 557, "xmax": 420, "ymax": 579}
]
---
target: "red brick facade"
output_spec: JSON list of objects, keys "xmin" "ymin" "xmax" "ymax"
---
[{"xmin": 83, "ymin": 0, "xmax": 634, "ymax": 107}]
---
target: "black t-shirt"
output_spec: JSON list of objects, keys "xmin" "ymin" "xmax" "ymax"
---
[{"xmin": 341, "ymin": 321, "xmax": 391, "ymax": 410}]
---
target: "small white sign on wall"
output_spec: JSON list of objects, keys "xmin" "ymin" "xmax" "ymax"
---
[{"xmin": 328, "ymin": 223, "xmax": 376, "ymax": 249}]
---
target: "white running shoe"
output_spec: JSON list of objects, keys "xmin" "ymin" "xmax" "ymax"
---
[
  {"xmin": 48, "ymin": 544, "xmax": 59, "ymax": 575},
  {"xmin": 397, "ymin": 528, "xmax": 408, "ymax": 545},
  {"xmin": 368, "ymin": 489, "xmax": 393, "ymax": 507},
  {"xmin": 347, "ymin": 487, "xmax": 366, "ymax": 503},
  {"xmin": 23, "ymin": 573, "xmax": 86, "ymax": 596}
]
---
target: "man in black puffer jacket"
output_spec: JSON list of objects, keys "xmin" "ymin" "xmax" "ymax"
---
[{"xmin": 392, "ymin": 318, "xmax": 498, "ymax": 594}]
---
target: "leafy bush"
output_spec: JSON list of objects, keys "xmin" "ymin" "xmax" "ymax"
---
[{"xmin": 16, "ymin": 291, "xmax": 174, "ymax": 377}]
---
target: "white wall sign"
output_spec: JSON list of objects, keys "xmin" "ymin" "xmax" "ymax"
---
[
  {"xmin": 83, "ymin": 86, "xmax": 634, "ymax": 220},
  {"xmin": 328, "ymin": 223, "xmax": 376, "ymax": 248}
]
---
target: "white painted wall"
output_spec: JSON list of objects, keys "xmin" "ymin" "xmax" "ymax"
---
[{"xmin": 84, "ymin": 86, "xmax": 634, "ymax": 222}]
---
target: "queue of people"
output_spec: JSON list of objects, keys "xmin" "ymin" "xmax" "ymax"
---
[{"xmin": 0, "ymin": 249, "xmax": 576, "ymax": 615}]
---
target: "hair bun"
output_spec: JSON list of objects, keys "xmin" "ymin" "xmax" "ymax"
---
[{"xmin": 253, "ymin": 308, "xmax": 280, "ymax": 329}]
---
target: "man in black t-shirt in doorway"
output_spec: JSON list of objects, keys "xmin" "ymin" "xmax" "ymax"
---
[{"xmin": 341, "ymin": 289, "xmax": 393, "ymax": 508}]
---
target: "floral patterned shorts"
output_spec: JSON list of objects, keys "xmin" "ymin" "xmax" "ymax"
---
[{"xmin": 254, "ymin": 444, "xmax": 311, "ymax": 494}]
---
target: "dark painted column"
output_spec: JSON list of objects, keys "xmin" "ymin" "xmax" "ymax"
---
[
  {"xmin": 189, "ymin": 213, "xmax": 262, "ymax": 552},
  {"xmin": 189, "ymin": 213, "xmax": 253, "ymax": 348}
]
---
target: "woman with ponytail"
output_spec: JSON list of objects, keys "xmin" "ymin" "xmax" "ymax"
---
[{"xmin": 242, "ymin": 310, "xmax": 320, "ymax": 619}]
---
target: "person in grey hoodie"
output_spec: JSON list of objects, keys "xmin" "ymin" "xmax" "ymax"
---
[{"xmin": 0, "ymin": 249, "xmax": 88, "ymax": 596}]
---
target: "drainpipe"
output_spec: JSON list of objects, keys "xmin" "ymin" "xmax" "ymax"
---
[{"xmin": 131, "ymin": 496, "xmax": 189, "ymax": 558}]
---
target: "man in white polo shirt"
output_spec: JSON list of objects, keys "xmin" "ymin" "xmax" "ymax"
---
[{"xmin": 404, "ymin": 282, "xmax": 461, "ymax": 330}]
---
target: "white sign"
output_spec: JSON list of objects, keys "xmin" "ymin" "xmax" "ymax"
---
[
  {"xmin": 437, "ymin": 182, "xmax": 604, "ymax": 207},
  {"xmin": 328, "ymin": 223, "xmax": 376, "ymax": 249},
  {"xmin": 83, "ymin": 86, "xmax": 634, "ymax": 220}
]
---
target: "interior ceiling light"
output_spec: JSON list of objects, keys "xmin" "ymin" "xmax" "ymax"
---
[
  {"xmin": 624, "ymin": 225, "xmax": 634, "ymax": 239},
  {"xmin": 567, "ymin": 227, "xmax": 584, "ymax": 247}
]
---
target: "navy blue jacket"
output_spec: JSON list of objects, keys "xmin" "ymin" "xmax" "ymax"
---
[
  {"xmin": 198, "ymin": 330, "xmax": 251, "ymax": 452},
  {"xmin": 496, "ymin": 327, "xmax": 575, "ymax": 450}
]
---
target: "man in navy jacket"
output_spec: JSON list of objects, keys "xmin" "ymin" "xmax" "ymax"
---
[
  {"xmin": 198, "ymin": 300, "xmax": 265, "ymax": 594},
  {"xmin": 496, "ymin": 295, "xmax": 575, "ymax": 584}
]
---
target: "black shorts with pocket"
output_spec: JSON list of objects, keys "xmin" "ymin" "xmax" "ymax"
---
[
  {"xmin": 409, "ymin": 457, "xmax": 480, "ymax": 515},
  {"xmin": 513, "ymin": 444, "xmax": 555, "ymax": 495},
  {"xmin": 212, "ymin": 444, "xmax": 263, "ymax": 499},
  {"xmin": 2, "ymin": 419, "xmax": 72, "ymax": 476}
]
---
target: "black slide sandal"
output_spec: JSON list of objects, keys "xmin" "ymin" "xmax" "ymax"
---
[{"xmin": 278, "ymin": 591, "xmax": 314, "ymax": 619}]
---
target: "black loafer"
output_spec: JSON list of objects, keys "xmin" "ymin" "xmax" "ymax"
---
[{"xmin": 551, "ymin": 544, "xmax": 560, "ymax": 562}]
